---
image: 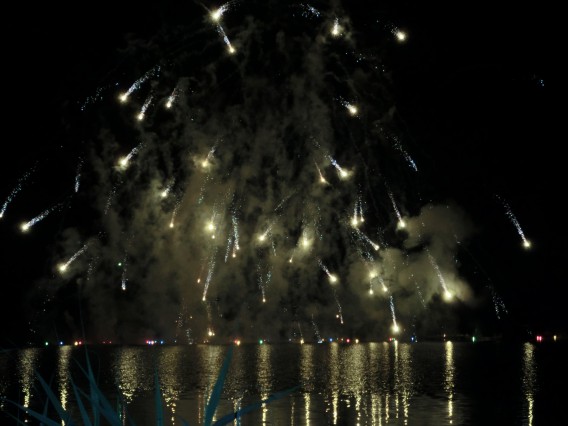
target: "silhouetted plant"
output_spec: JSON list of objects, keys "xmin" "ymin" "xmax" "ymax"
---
[{"xmin": 2, "ymin": 344, "xmax": 299, "ymax": 425}]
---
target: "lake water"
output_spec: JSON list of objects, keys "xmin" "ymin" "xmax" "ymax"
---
[{"xmin": 0, "ymin": 340, "xmax": 565, "ymax": 425}]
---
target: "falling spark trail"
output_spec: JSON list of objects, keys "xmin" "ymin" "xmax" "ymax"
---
[
  {"xmin": 119, "ymin": 66, "xmax": 160, "ymax": 102},
  {"xmin": 166, "ymin": 85, "xmax": 180, "ymax": 108},
  {"xmin": 118, "ymin": 142, "xmax": 144, "ymax": 170},
  {"xmin": 331, "ymin": 17, "xmax": 341, "ymax": 37},
  {"xmin": 391, "ymin": 135, "xmax": 418, "ymax": 171},
  {"xmin": 299, "ymin": 3, "xmax": 321, "ymax": 18},
  {"xmin": 58, "ymin": 243, "xmax": 89, "ymax": 273},
  {"xmin": 351, "ymin": 197, "xmax": 365, "ymax": 226},
  {"xmin": 137, "ymin": 94, "xmax": 153, "ymax": 120},
  {"xmin": 318, "ymin": 259, "xmax": 337, "ymax": 283},
  {"xmin": 119, "ymin": 245, "xmax": 131, "ymax": 291},
  {"xmin": 209, "ymin": 1, "xmax": 240, "ymax": 21},
  {"xmin": 216, "ymin": 24, "xmax": 235, "ymax": 54},
  {"xmin": 21, "ymin": 203, "xmax": 62, "ymax": 232},
  {"xmin": 498, "ymin": 196, "xmax": 531, "ymax": 248},
  {"xmin": 333, "ymin": 290, "xmax": 344, "ymax": 324},
  {"xmin": 160, "ymin": 181, "xmax": 174, "ymax": 198},
  {"xmin": 311, "ymin": 315, "xmax": 322, "ymax": 343},
  {"xmin": 389, "ymin": 296, "xmax": 399, "ymax": 333},
  {"xmin": 388, "ymin": 190, "xmax": 405, "ymax": 228},
  {"xmin": 328, "ymin": 156, "xmax": 349, "ymax": 179},
  {"xmin": 1, "ymin": 165, "xmax": 36, "ymax": 219},
  {"xmin": 74, "ymin": 159, "xmax": 83, "ymax": 193},
  {"xmin": 201, "ymin": 247, "xmax": 218, "ymax": 301},
  {"xmin": 427, "ymin": 249, "xmax": 451, "ymax": 299},
  {"xmin": 314, "ymin": 162, "xmax": 328, "ymax": 184},
  {"xmin": 415, "ymin": 281, "xmax": 427, "ymax": 308},
  {"xmin": 353, "ymin": 227, "xmax": 380, "ymax": 251},
  {"xmin": 488, "ymin": 286, "xmax": 508, "ymax": 319},
  {"xmin": 257, "ymin": 264, "xmax": 272, "ymax": 303}
]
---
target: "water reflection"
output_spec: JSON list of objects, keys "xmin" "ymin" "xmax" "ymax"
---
[
  {"xmin": 256, "ymin": 343, "xmax": 272, "ymax": 424},
  {"xmin": 522, "ymin": 343, "xmax": 536, "ymax": 426},
  {"xmin": 57, "ymin": 346, "xmax": 72, "ymax": 424},
  {"xmin": 1, "ymin": 342, "xmax": 559, "ymax": 425},
  {"xmin": 394, "ymin": 342, "xmax": 413, "ymax": 424},
  {"xmin": 198, "ymin": 345, "xmax": 225, "ymax": 423},
  {"xmin": 300, "ymin": 344, "xmax": 315, "ymax": 425},
  {"xmin": 157, "ymin": 347, "xmax": 184, "ymax": 424},
  {"xmin": 18, "ymin": 348, "xmax": 40, "ymax": 410},
  {"xmin": 327, "ymin": 343, "xmax": 340, "ymax": 424},
  {"xmin": 445, "ymin": 341, "xmax": 455, "ymax": 424},
  {"xmin": 113, "ymin": 346, "xmax": 152, "ymax": 403}
]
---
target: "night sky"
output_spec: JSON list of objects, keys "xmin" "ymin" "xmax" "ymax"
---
[{"xmin": 1, "ymin": 1, "xmax": 562, "ymax": 346}]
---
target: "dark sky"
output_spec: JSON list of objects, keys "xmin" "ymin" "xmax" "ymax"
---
[{"xmin": 1, "ymin": 1, "xmax": 562, "ymax": 346}]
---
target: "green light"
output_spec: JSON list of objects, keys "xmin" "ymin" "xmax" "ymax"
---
[
  {"xmin": 259, "ymin": 339, "xmax": 263, "ymax": 345},
  {"xmin": 44, "ymin": 341, "xmax": 49, "ymax": 346},
  {"xmin": 472, "ymin": 336, "xmax": 476, "ymax": 343},
  {"xmin": 118, "ymin": 262, "xmax": 122, "ymax": 267}
]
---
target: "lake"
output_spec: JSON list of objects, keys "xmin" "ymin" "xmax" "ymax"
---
[{"xmin": 0, "ymin": 340, "xmax": 565, "ymax": 425}]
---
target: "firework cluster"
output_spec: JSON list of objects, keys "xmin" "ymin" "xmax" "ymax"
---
[{"xmin": 1, "ymin": 1, "xmax": 531, "ymax": 343}]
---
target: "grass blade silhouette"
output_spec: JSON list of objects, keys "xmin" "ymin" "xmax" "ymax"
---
[
  {"xmin": 212, "ymin": 385, "xmax": 301, "ymax": 425},
  {"xmin": 203, "ymin": 345, "xmax": 233, "ymax": 426}
]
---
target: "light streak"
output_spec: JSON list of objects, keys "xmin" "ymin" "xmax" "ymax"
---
[
  {"xmin": 1, "ymin": 164, "xmax": 36, "ymax": 219},
  {"xmin": 137, "ymin": 94, "xmax": 153, "ymax": 121},
  {"xmin": 389, "ymin": 296, "xmax": 399, "ymax": 333},
  {"xmin": 166, "ymin": 84, "xmax": 180, "ymax": 108},
  {"xmin": 118, "ymin": 65, "xmax": 160, "ymax": 102},
  {"xmin": 216, "ymin": 23, "xmax": 236, "ymax": 54},
  {"xmin": 333, "ymin": 290, "xmax": 344, "ymax": 324},
  {"xmin": 21, "ymin": 203, "xmax": 62, "ymax": 232},
  {"xmin": 328, "ymin": 156, "xmax": 350, "ymax": 179},
  {"xmin": 117, "ymin": 142, "xmax": 144, "ymax": 170},
  {"xmin": 331, "ymin": 17, "xmax": 341, "ymax": 37},
  {"xmin": 427, "ymin": 249, "xmax": 452, "ymax": 300},
  {"xmin": 74, "ymin": 158, "xmax": 83, "ymax": 193},
  {"xmin": 318, "ymin": 258, "xmax": 338, "ymax": 283},
  {"xmin": 498, "ymin": 196, "xmax": 531, "ymax": 249},
  {"xmin": 58, "ymin": 243, "xmax": 89, "ymax": 273},
  {"xmin": 314, "ymin": 162, "xmax": 328, "ymax": 184},
  {"xmin": 201, "ymin": 247, "xmax": 218, "ymax": 301},
  {"xmin": 390, "ymin": 133, "xmax": 418, "ymax": 171},
  {"xmin": 388, "ymin": 190, "xmax": 405, "ymax": 229},
  {"xmin": 311, "ymin": 315, "xmax": 322, "ymax": 343},
  {"xmin": 299, "ymin": 3, "xmax": 321, "ymax": 18}
]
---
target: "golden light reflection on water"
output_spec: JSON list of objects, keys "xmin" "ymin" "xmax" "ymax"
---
[
  {"xmin": 328, "ymin": 343, "xmax": 340, "ymax": 425},
  {"xmin": 342, "ymin": 343, "xmax": 366, "ymax": 423},
  {"xmin": 0, "ymin": 341, "xmax": 556, "ymax": 426},
  {"xmin": 18, "ymin": 348, "xmax": 39, "ymax": 409},
  {"xmin": 57, "ymin": 346, "xmax": 72, "ymax": 425},
  {"xmin": 157, "ymin": 347, "xmax": 184, "ymax": 424},
  {"xmin": 445, "ymin": 341, "xmax": 455, "ymax": 424},
  {"xmin": 394, "ymin": 342, "xmax": 413, "ymax": 424},
  {"xmin": 113, "ymin": 347, "xmax": 151, "ymax": 403},
  {"xmin": 199, "ymin": 345, "xmax": 225, "ymax": 424},
  {"xmin": 300, "ymin": 343, "xmax": 315, "ymax": 425},
  {"xmin": 522, "ymin": 343, "xmax": 536, "ymax": 426},
  {"xmin": 256, "ymin": 343, "xmax": 273, "ymax": 424}
]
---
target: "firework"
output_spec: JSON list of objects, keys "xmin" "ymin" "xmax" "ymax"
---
[
  {"xmin": 1, "ymin": 164, "xmax": 35, "ymax": 219},
  {"xmin": 118, "ymin": 66, "xmax": 160, "ymax": 102},
  {"xmin": 497, "ymin": 195, "xmax": 531, "ymax": 249},
  {"xmin": 58, "ymin": 243, "xmax": 89, "ymax": 273},
  {"xmin": 21, "ymin": 203, "xmax": 62, "ymax": 232}
]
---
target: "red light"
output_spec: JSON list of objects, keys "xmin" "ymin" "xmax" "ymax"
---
[{"xmin": 536, "ymin": 335, "xmax": 543, "ymax": 342}]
